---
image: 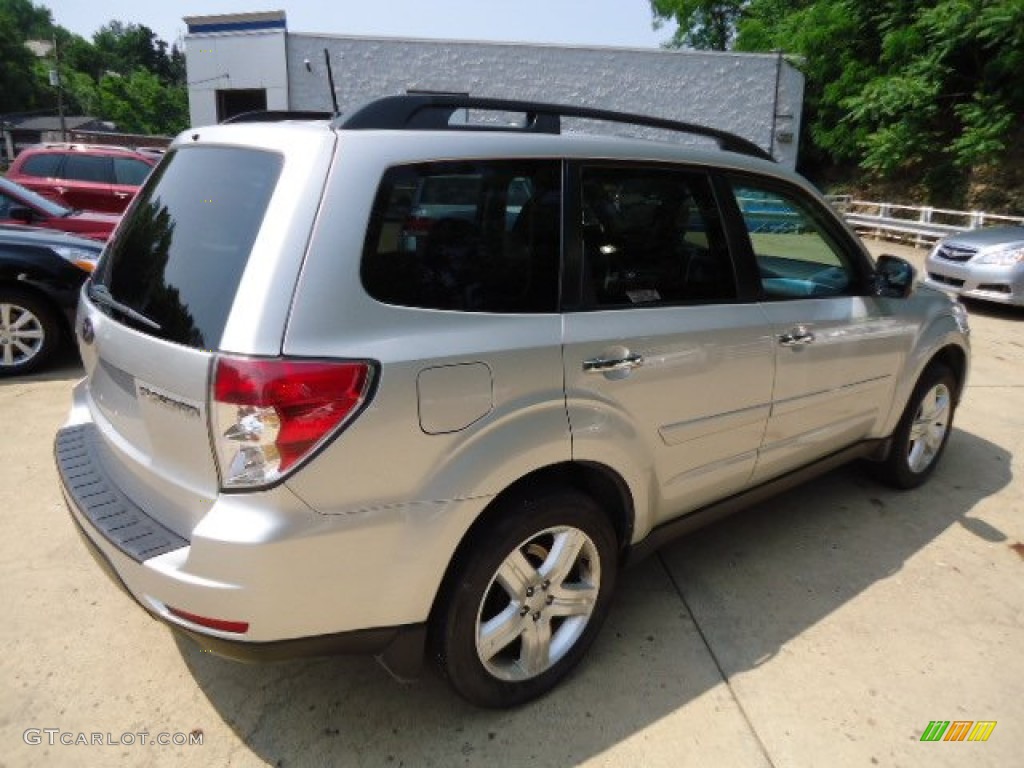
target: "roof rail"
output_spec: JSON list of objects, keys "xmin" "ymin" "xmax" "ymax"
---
[
  {"xmin": 337, "ymin": 94, "xmax": 773, "ymax": 161},
  {"xmin": 221, "ymin": 110, "xmax": 333, "ymax": 124}
]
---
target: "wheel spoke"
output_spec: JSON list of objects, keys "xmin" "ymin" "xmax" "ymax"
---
[
  {"xmin": 519, "ymin": 617, "xmax": 552, "ymax": 676},
  {"xmin": 909, "ymin": 417, "xmax": 929, "ymax": 442},
  {"xmin": 10, "ymin": 311, "xmax": 36, "ymax": 331},
  {"xmin": 496, "ymin": 549, "xmax": 537, "ymax": 600},
  {"xmin": 13, "ymin": 340, "xmax": 35, "ymax": 358},
  {"xmin": 478, "ymin": 603, "xmax": 528, "ymax": 662},
  {"xmin": 13, "ymin": 328, "xmax": 42, "ymax": 340},
  {"xmin": 539, "ymin": 529, "xmax": 587, "ymax": 585},
  {"xmin": 906, "ymin": 383, "xmax": 951, "ymax": 473},
  {"xmin": 2, "ymin": 344, "xmax": 13, "ymax": 366},
  {"xmin": 547, "ymin": 583, "xmax": 598, "ymax": 618},
  {"xmin": 0, "ymin": 304, "xmax": 11, "ymax": 328}
]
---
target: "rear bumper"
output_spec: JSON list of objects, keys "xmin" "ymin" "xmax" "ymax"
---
[
  {"xmin": 53, "ymin": 417, "xmax": 475, "ymax": 671},
  {"xmin": 64, "ymin": 501, "xmax": 426, "ymax": 674}
]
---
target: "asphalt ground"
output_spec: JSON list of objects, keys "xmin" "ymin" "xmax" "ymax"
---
[{"xmin": 1, "ymin": 239, "xmax": 1021, "ymax": 767}]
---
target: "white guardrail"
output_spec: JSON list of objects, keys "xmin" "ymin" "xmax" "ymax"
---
[{"xmin": 826, "ymin": 196, "xmax": 1024, "ymax": 248}]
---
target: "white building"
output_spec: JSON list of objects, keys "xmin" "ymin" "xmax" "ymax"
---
[{"xmin": 183, "ymin": 11, "xmax": 804, "ymax": 167}]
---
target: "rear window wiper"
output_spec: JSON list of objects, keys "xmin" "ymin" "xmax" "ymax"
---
[{"xmin": 87, "ymin": 283, "xmax": 162, "ymax": 332}]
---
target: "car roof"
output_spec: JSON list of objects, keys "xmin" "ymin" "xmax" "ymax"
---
[
  {"xmin": 190, "ymin": 94, "xmax": 809, "ymax": 192},
  {"xmin": 20, "ymin": 143, "xmax": 155, "ymax": 160}
]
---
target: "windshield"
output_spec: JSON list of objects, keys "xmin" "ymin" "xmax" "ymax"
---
[
  {"xmin": 91, "ymin": 145, "xmax": 283, "ymax": 348},
  {"xmin": 0, "ymin": 176, "xmax": 71, "ymax": 217}
]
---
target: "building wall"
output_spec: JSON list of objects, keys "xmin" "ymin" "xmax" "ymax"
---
[
  {"xmin": 182, "ymin": 23, "xmax": 803, "ymax": 167},
  {"xmin": 286, "ymin": 35, "xmax": 803, "ymax": 167},
  {"xmin": 184, "ymin": 29, "xmax": 289, "ymax": 127}
]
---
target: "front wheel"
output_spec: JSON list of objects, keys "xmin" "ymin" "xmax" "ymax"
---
[
  {"xmin": 875, "ymin": 364, "xmax": 957, "ymax": 489},
  {"xmin": 433, "ymin": 488, "xmax": 618, "ymax": 708}
]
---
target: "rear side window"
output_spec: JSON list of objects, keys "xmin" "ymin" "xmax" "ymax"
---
[
  {"xmin": 362, "ymin": 160, "xmax": 561, "ymax": 313},
  {"xmin": 92, "ymin": 146, "xmax": 283, "ymax": 348},
  {"xmin": 64, "ymin": 154, "xmax": 113, "ymax": 183},
  {"xmin": 113, "ymin": 156, "xmax": 152, "ymax": 185},
  {"xmin": 580, "ymin": 166, "xmax": 736, "ymax": 306},
  {"xmin": 20, "ymin": 153, "xmax": 62, "ymax": 178}
]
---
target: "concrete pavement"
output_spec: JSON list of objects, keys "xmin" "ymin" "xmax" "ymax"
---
[{"xmin": 1, "ymin": 239, "xmax": 1020, "ymax": 767}]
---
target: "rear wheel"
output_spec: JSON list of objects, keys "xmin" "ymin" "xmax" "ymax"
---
[
  {"xmin": 433, "ymin": 488, "xmax": 618, "ymax": 708},
  {"xmin": 0, "ymin": 289, "xmax": 60, "ymax": 376},
  {"xmin": 875, "ymin": 364, "xmax": 956, "ymax": 489}
]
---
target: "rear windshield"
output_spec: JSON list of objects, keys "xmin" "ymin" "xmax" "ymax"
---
[{"xmin": 92, "ymin": 146, "xmax": 282, "ymax": 348}]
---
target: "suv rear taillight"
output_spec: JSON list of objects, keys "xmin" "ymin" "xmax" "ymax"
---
[{"xmin": 212, "ymin": 357, "xmax": 373, "ymax": 489}]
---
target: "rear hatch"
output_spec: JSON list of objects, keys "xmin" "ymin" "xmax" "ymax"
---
[{"xmin": 79, "ymin": 123, "xmax": 336, "ymax": 537}]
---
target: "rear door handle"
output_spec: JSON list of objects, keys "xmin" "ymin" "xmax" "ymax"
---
[
  {"xmin": 778, "ymin": 325, "xmax": 815, "ymax": 347},
  {"xmin": 583, "ymin": 353, "xmax": 644, "ymax": 373}
]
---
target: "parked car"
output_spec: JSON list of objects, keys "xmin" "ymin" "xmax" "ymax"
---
[
  {"xmin": 924, "ymin": 225, "xmax": 1024, "ymax": 306},
  {"xmin": 0, "ymin": 225, "xmax": 101, "ymax": 375},
  {"xmin": 0, "ymin": 177, "xmax": 119, "ymax": 241},
  {"xmin": 6, "ymin": 143, "xmax": 156, "ymax": 214},
  {"xmin": 56, "ymin": 95, "xmax": 970, "ymax": 708}
]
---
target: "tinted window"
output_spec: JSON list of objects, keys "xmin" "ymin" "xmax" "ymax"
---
[
  {"xmin": 63, "ymin": 154, "xmax": 113, "ymax": 183},
  {"xmin": 580, "ymin": 166, "xmax": 736, "ymax": 306},
  {"xmin": 93, "ymin": 146, "xmax": 283, "ymax": 348},
  {"xmin": 113, "ymin": 157, "xmax": 152, "ymax": 185},
  {"xmin": 362, "ymin": 161, "xmax": 561, "ymax": 313},
  {"xmin": 20, "ymin": 153, "xmax": 62, "ymax": 178},
  {"xmin": 730, "ymin": 182, "xmax": 853, "ymax": 299}
]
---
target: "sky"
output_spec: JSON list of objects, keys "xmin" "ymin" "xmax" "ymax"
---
[{"xmin": 44, "ymin": 0, "xmax": 676, "ymax": 51}]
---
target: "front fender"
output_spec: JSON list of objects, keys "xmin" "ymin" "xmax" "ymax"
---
[{"xmin": 878, "ymin": 293, "xmax": 970, "ymax": 437}]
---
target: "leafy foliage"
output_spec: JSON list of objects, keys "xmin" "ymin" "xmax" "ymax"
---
[
  {"xmin": 649, "ymin": 1, "xmax": 747, "ymax": 50},
  {"xmin": 0, "ymin": 0, "xmax": 187, "ymax": 135},
  {"xmin": 653, "ymin": 0, "xmax": 1024, "ymax": 204}
]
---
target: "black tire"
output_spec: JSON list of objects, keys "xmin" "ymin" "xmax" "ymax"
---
[
  {"xmin": 432, "ymin": 488, "xmax": 618, "ymax": 708},
  {"xmin": 874, "ymin": 364, "xmax": 957, "ymax": 489},
  {"xmin": 0, "ymin": 288, "xmax": 60, "ymax": 377}
]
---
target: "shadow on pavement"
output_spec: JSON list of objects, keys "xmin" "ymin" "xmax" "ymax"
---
[
  {"xmin": 177, "ymin": 426, "xmax": 1010, "ymax": 766},
  {"xmin": 0, "ymin": 345, "xmax": 82, "ymax": 388},
  {"xmin": 958, "ymin": 298, "xmax": 1024, "ymax": 321}
]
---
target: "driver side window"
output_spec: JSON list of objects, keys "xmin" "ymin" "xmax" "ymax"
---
[{"xmin": 730, "ymin": 182, "xmax": 854, "ymax": 300}]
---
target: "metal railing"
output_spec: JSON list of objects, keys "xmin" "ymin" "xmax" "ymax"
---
[{"xmin": 827, "ymin": 196, "xmax": 1024, "ymax": 247}]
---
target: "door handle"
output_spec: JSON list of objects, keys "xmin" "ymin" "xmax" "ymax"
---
[
  {"xmin": 583, "ymin": 352, "xmax": 644, "ymax": 373},
  {"xmin": 114, "ymin": 192, "xmax": 130, "ymax": 199},
  {"xmin": 778, "ymin": 325, "xmax": 815, "ymax": 347}
]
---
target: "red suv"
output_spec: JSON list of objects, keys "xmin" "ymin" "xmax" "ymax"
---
[{"xmin": 6, "ymin": 144, "xmax": 156, "ymax": 214}]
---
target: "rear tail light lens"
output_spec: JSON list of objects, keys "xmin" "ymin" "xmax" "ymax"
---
[{"xmin": 212, "ymin": 356, "xmax": 373, "ymax": 489}]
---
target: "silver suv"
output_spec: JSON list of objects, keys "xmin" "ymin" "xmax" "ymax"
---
[{"xmin": 56, "ymin": 95, "xmax": 970, "ymax": 708}]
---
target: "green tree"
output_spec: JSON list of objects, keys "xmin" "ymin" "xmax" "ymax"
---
[
  {"xmin": 1, "ymin": 0, "xmax": 189, "ymax": 134},
  {"xmin": 650, "ymin": 0, "xmax": 748, "ymax": 50},
  {"xmin": 0, "ymin": 13, "xmax": 40, "ymax": 112},
  {"xmin": 93, "ymin": 69, "xmax": 187, "ymax": 134},
  {"xmin": 92, "ymin": 21, "xmax": 173, "ymax": 81},
  {"xmin": 710, "ymin": 0, "xmax": 1024, "ymax": 202}
]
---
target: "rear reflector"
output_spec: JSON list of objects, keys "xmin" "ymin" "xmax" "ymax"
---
[
  {"xmin": 167, "ymin": 606, "xmax": 249, "ymax": 634},
  {"xmin": 212, "ymin": 357, "xmax": 373, "ymax": 489}
]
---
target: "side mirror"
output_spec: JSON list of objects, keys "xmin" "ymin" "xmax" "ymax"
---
[
  {"xmin": 875, "ymin": 254, "xmax": 916, "ymax": 298},
  {"xmin": 8, "ymin": 205, "xmax": 34, "ymax": 224}
]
